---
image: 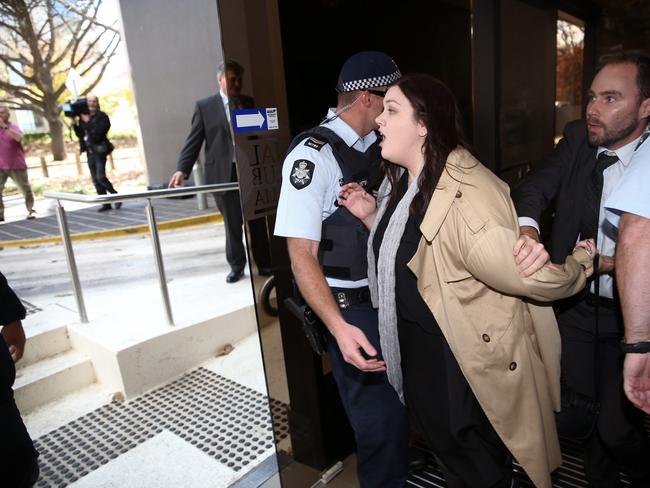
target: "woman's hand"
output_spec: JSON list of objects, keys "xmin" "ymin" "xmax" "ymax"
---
[
  {"xmin": 573, "ymin": 238, "xmax": 597, "ymax": 278},
  {"xmin": 337, "ymin": 183, "xmax": 377, "ymax": 229}
]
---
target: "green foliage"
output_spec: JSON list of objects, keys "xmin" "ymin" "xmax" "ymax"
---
[
  {"xmin": 23, "ymin": 132, "xmax": 52, "ymax": 145},
  {"xmin": 96, "ymin": 88, "xmax": 136, "ymax": 117},
  {"xmin": 109, "ymin": 130, "xmax": 137, "ymax": 140}
]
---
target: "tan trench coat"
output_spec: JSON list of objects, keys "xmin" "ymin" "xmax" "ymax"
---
[{"xmin": 407, "ymin": 148, "xmax": 592, "ymax": 488}]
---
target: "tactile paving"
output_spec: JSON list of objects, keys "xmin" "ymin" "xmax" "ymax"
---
[{"xmin": 33, "ymin": 367, "xmax": 288, "ymax": 487}]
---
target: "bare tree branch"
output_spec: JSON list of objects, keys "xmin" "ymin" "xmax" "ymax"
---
[
  {"xmin": 0, "ymin": 19, "xmax": 23, "ymax": 38},
  {"xmin": 0, "ymin": 71, "xmax": 42, "ymax": 100},
  {"xmin": 50, "ymin": 1, "xmax": 93, "ymax": 66},
  {"xmin": 58, "ymin": 0, "xmax": 120, "ymax": 34},
  {"xmin": 74, "ymin": 27, "xmax": 118, "ymax": 76},
  {"xmin": 0, "ymin": 80, "xmax": 42, "ymax": 106},
  {"xmin": 0, "ymin": 98, "xmax": 41, "ymax": 113},
  {"xmin": 80, "ymin": 50, "xmax": 116, "ymax": 96},
  {"xmin": 67, "ymin": 13, "xmax": 98, "ymax": 67},
  {"xmin": 0, "ymin": 0, "xmax": 121, "ymax": 159},
  {"xmin": 0, "ymin": 53, "xmax": 36, "ymax": 84}
]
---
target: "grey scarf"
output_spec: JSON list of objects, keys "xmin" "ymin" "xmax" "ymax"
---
[{"xmin": 367, "ymin": 172, "xmax": 420, "ymax": 404}]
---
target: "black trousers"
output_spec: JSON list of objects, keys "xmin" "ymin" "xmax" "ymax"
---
[
  {"xmin": 212, "ymin": 163, "xmax": 271, "ymax": 273},
  {"xmin": 1, "ymin": 338, "xmax": 39, "ymax": 488},
  {"xmin": 399, "ymin": 320, "xmax": 513, "ymax": 488},
  {"xmin": 558, "ymin": 300, "xmax": 650, "ymax": 487},
  {"xmin": 87, "ymin": 152, "xmax": 116, "ymax": 195},
  {"xmin": 325, "ymin": 300, "xmax": 409, "ymax": 488}
]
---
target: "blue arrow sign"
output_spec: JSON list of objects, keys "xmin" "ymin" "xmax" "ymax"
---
[{"xmin": 233, "ymin": 108, "xmax": 278, "ymax": 133}]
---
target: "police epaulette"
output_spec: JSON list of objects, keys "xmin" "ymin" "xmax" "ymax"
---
[{"xmin": 304, "ymin": 137, "xmax": 327, "ymax": 151}]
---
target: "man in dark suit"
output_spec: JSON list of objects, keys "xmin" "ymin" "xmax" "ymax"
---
[
  {"xmin": 169, "ymin": 61, "xmax": 271, "ymax": 283},
  {"xmin": 512, "ymin": 53, "xmax": 650, "ymax": 487}
]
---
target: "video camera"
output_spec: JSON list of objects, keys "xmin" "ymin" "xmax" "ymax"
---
[{"xmin": 61, "ymin": 98, "xmax": 89, "ymax": 117}]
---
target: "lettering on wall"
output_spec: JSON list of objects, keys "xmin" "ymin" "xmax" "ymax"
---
[{"xmin": 235, "ymin": 135, "xmax": 285, "ymax": 221}]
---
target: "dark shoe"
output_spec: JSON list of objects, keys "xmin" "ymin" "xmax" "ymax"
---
[
  {"xmin": 97, "ymin": 204, "xmax": 111, "ymax": 212},
  {"xmin": 114, "ymin": 202, "xmax": 122, "ymax": 210},
  {"xmin": 226, "ymin": 270, "xmax": 244, "ymax": 283},
  {"xmin": 258, "ymin": 267, "xmax": 273, "ymax": 277},
  {"xmin": 630, "ymin": 475, "xmax": 650, "ymax": 488},
  {"xmin": 26, "ymin": 210, "xmax": 36, "ymax": 220},
  {"xmin": 408, "ymin": 446, "xmax": 427, "ymax": 474}
]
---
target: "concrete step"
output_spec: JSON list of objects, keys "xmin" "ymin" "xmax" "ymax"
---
[
  {"xmin": 14, "ymin": 349, "xmax": 96, "ymax": 414},
  {"xmin": 23, "ymin": 382, "xmax": 112, "ymax": 439},
  {"xmin": 18, "ymin": 325, "xmax": 71, "ymax": 370}
]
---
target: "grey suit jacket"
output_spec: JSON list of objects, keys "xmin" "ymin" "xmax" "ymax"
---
[{"xmin": 176, "ymin": 93, "xmax": 254, "ymax": 184}]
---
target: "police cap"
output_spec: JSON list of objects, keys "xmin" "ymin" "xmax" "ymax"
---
[{"xmin": 335, "ymin": 51, "xmax": 401, "ymax": 93}]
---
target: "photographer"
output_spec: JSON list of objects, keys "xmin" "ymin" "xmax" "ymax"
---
[{"xmin": 72, "ymin": 95, "xmax": 120, "ymax": 212}]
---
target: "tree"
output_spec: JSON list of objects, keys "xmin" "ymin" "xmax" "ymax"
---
[
  {"xmin": 0, "ymin": 0, "xmax": 120, "ymax": 160},
  {"xmin": 556, "ymin": 20, "xmax": 584, "ymax": 107}
]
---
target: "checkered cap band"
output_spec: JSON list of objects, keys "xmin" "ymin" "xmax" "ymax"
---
[{"xmin": 337, "ymin": 70, "xmax": 402, "ymax": 93}]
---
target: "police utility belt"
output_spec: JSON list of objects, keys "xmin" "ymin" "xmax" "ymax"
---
[
  {"xmin": 285, "ymin": 287, "xmax": 372, "ymax": 356},
  {"xmin": 331, "ymin": 286, "xmax": 371, "ymax": 309},
  {"xmin": 306, "ymin": 287, "xmax": 371, "ymax": 355}
]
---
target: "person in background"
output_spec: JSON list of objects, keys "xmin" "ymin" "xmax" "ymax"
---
[
  {"xmin": 0, "ymin": 271, "xmax": 39, "ymax": 487},
  {"xmin": 512, "ymin": 53, "xmax": 650, "ymax": 486},
  {"xmin": 0, "ymin": 106, "xmax": 35, "ymax": 222},
  {"xmin": 169, "ymin": 61, "xmax": 271, "ymax": 283},
  {"xmin": 73, "ymin": 94, "xmax": 120, "ymax": 212},
  {"xmin": 339, "ymin": 73, "xmax": 594, "ymax": 488}
]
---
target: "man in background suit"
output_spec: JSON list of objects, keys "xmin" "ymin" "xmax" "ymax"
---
[
  {"xmin": 169, "ymin": 60, "xmax": 271, "ymax": 283},
  {"xmin": 512, "ymin": 53, "xmax": 650, "ymax": 487}
]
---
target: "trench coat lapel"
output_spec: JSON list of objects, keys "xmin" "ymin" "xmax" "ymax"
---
[{"xmin": 419, "ymin": 150, "xmax": 468, "ymax": 242}]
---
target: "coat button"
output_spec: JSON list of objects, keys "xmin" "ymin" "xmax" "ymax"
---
[
  {"xmin": 482, "ymin": 333, "xmax": 490, "ymax": 343},
  {"xmin": 455, "ymin": 190, "xmax": 462, "ymax": 198},
  {"xmin": 509, "ymin": 361, "xmax": 517, "ymax": 371}
]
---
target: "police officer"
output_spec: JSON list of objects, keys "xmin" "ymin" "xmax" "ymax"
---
[{"xmin": 274, "ymin": 51, "xmax": 408, "ymax": 487}]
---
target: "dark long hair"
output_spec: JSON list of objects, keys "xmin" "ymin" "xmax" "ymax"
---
[{"xmin": 383, "ymin": 74, "xmax": 472, "ymax": 216}]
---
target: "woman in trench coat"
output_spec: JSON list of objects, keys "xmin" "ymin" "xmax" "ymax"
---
[{"xmin": 339, "ymin": 74, "xmax": 595, "ymax": 488}]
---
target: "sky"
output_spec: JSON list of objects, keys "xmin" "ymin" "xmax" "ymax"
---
[{"xmin": 89, "ymin": 0, "xmax": 138, "ymax": 133}]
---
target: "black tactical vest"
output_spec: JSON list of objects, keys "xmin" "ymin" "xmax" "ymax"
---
[{"xmin": 287, "ymin": 126, "xmax": 382, "ymax": 281}]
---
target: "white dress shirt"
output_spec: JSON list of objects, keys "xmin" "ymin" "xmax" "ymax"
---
[
  {"xmin": 518, "ymin": 133, "xmax": 643, "ymax": 298},
  {"xmin": 605, "ymin": 134, "xmax": 650, "ymax": 226},
  {"xmin": 274, "ymin": 109, "xmax": 377, "ymax": 288}
]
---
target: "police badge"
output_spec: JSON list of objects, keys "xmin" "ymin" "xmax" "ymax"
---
[{"xmin": 290, "ymin": 159, "xmax": 315, "ymax": 189}]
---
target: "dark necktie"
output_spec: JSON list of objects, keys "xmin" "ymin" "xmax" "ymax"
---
[
  {"xmin": 230, "ymin": 97, "xmax": 241, "ymax": 111},
  {"xmin": 580, "ymin": 151, "xmax": 619, "ymax": 240}
]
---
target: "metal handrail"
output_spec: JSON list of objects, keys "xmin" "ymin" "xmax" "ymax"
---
[
  {"xmin": 44, "ymin": 182, "xmax": 240, "ymax": 326},
  {"xmin": 43, "ymin": 182, "xmax": 239, "ymax": 203}
]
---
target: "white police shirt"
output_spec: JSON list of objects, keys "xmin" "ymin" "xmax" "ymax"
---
[
  {"xmin": 274, "ymin": 109, "xmax": 377, "ymax": 289},
  {"xmin": 605, "ymin": 135, "xmax": 650, "ymax": 227}
]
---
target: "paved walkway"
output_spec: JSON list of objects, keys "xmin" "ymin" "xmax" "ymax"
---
[{"xmin": 0, "ymin": 195, "xmax": 221, "ymax": 246}]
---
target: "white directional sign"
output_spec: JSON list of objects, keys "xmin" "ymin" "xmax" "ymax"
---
[
  {"xmin": 232, "ymin": 108, "xmax": 279, "ymax": 133},
  {"xmin": 236, "ymin": 111, "xmax": 265, "ymax": 129}
]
